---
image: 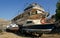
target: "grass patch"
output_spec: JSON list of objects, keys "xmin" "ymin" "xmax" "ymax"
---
[{"xmin": 0, "ymin": 30, "xmax": 2, "ymax": 33}]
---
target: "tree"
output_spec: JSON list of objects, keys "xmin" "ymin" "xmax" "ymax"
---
[{"xmin": 55, "ymin": 0, "xmax": 60, "ymax": 21}]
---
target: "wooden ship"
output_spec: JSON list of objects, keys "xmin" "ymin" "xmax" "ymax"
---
[
  {"xmin": 12, "ymin": 3, "xmax": 49, "ymax": 25},
  {"xmin": 7, "ymin": 3, "xmax": 56, "ymax": 35}
]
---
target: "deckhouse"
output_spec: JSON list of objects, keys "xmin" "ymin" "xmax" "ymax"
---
[{"xmin": 12, "ymin": 3, "xmax": 49, "ymax": 25}]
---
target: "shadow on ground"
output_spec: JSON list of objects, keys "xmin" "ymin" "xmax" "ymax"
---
[{"xmin": 6, "ymin": 29, "xmax": 35, "ymax": 37}]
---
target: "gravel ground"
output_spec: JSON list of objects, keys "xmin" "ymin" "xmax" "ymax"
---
[
  {"xmin": 0, "ymin": 32, "xmax": 60, "ymax": 38},
  {"xmin": 0, "ymin": 32, "xmax": 32, "ymax": 38},
  {"xmin": 41, "ymin": 34, "xmax": 60, "ymax": 38}
]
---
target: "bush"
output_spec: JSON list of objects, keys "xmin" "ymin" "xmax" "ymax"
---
[{"xmin": 0, "ymin": 29, "xmax": 2, "ymax": 33}]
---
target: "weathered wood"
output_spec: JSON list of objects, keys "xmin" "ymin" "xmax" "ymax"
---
[{"xmin": 0, "ymin": 24, "xmax": 3, "ymax": 34}]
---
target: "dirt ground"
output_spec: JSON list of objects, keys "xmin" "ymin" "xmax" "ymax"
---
[
  {"xmin": 0, "ymin": 32, "xmax": 31, "ymax": 38},
  {"xmin": 0, "ymin": 32, "xmax": 60, "ymax": 38},
  {"xmin": 41, "ymin": 34, "xmax": 60, "ymax": 38}
]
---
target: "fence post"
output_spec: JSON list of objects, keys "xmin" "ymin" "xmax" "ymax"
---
[{"xmin": 0, "ymin": 24, "xmax": 3, "ymax": 34}]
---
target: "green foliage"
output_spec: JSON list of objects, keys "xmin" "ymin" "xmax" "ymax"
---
[
  {"xmin": 55, "ymin": 0, "xmax": 60, "ymax": 20},
  {"xmin": 56, "ymin": 2, "xmax": 60, "ymax": 10},
  {"xmin": 0, "ymin": 30, "xmax": 2, "ymax": 33}
]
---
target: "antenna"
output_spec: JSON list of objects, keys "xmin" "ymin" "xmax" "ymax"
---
[{"xmin": 46, "ymin": 8, "xmax": 50, "ymax": 17}]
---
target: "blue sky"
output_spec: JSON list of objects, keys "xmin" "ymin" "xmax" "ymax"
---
[{"xmin": 0, "ymin": 0, "xmax": 58, "ymax": 20}]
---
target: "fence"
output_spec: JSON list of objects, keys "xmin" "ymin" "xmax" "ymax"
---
[{"xmin": 0, "ymin": 24, "xmax": 3, "ymax": 34}]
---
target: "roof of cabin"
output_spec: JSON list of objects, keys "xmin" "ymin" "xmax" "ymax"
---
[{"xmin": 24, "ymin": 3, "xmax": 45, "ymax": 11}]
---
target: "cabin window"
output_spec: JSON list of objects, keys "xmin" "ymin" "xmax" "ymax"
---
[
  {"xmin": 28, "ymin": 12, "xmax": 30, "ymax": 16},
  {"xmin": 36, "ymin": 11, "xmax": 37, "ymax": 14},
  {"xmin": 26, "ymin": 21, "xmax": 33, "ymax": 24},
  {"xmin": 31, "ymin": 11, "xmax": 37, "ymax": 15},
  {"xmin": 22, "ymin": 14, "xmax": 24, "ymax": 17},
  {"xmin": 37, "ymin": 10, "xmax": 42, "ymax": 13},
  {"xmin": 32, "ymin": 12, "xmax": 36, "ymax": 15}
]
